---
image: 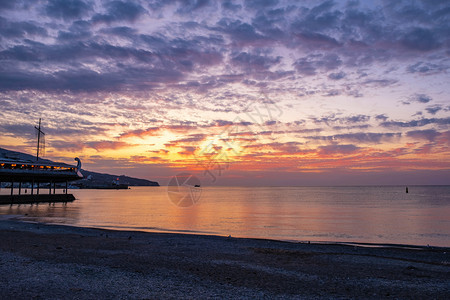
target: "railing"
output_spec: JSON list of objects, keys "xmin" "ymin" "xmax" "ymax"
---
[{"xmin": 0, "ymin": 162, "xmax": 75, "ymax": 172}]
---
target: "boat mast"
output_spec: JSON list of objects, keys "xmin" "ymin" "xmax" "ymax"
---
[{"xmin": 35, "ymin": 118, "xmax": 45, "ymax": 161}]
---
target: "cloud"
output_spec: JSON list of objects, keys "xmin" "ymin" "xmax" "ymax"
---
[
  {"xmin": 120, "ymin": 127, "xmax": 160, "ymax": 139},
  {"xmin": 214, "ymin": 120, "xmax": 234, "ymax": 127},
  {"xmin": 231, "ymin": 52, "xmax": 280, "ymax": 71},
  {"xmin": 0, "ymin": 40, "xmax": 158, "ymax": 64},
  {"xmin": 100, "ymin": 26, "xmax": 137, "ymax": 37},
  {"xmin": 0, "ymin": 1, "xmax": 17, "ymax": 10},
  {"xmin": 45, "ymin": 0, "xmax": 92, "ymax": 20},
  {"xmin": 0, "ymin": 33, "xmax": 224, "ymax": 78},
  {"xmin": 214, "ymin": 19, "xmax": 266, "ymax": 45},
  {"xmin": 312, "ymin": 114, "xmax": 371, "ymax": 126},
  {"xmin": 175, "ymin": 0, "xmax": 213, "ymax": 14},
  {"xmin": 332, "ymin": 124, "xmax": 370, "ymax": 131},
  {"xmin": 309, "ymin": 132, "xmax": 401, "ymax": 144},
  {"xmin": 328, "ymin": 71, "xmax": 346, "ymax": 80},
  {"xmin": 222, "ymin": 0, "xmax": 241, "ymax": 11},
  {"xmin": 0, "ymin": 68, "xmax": 126, "ymax": 92},
  {"xmin": 401, "ymin": 28, "xmax": 441, "ymax": 52},
  {"xmin": 177, "ymin": 146, "xmax": 197, "ymax": 156},
  {"xmin": 381, "ymin": 117, "xmax": 450, "ymax": 128},
  {"xmin": 0, "ymin": 0, "xmax": 448, "ymax": 96},
  {"xmin": 361, "ymin": 78, "xmax": 398, "ymax": 88},
  {"xmin": 291, "ymin": 1, "xmax": 341, "ymax": 33},
  {"xmin": 292, "ymin": 31, "xmax": 341, "ymax": 50},
  {"xmin": 375, "ymin": 114, "xmax": 388, "ymax": 122},
  {"xmin": 120, "ymin": 124, "xmax": 206, "ymax": 140},
  {"xmin": 318, "ymin": 144, "xmax": 360, "ymax": 155},
  {"xmin": 294, "ymin": 53, "xmax": 342, "ymax": 76},
  {"xmin": 263, "ymin": 142, "xmax": 303, "ymax": 154},
  {"xmin": 406, "ymin": 129, "xmax": 441, "ymax": 142},
  {"xmin": 171, "ymin": 134, "xmax": 207, "ymax": 143},
  {"xmin": 402, "ymin": 93, "xmax": 433, "ymax": 105},
  {"xmin": 244, "ymin": 0, "xmax": 279, "ymax": 9},
  {"xmin": 407, "ymin": 61, "xmax": 448, "ymax": 74},
  {"xmin": 92, "ymin": 1, "xmax": 146, "ymax": 24},
  {"xmin": 415, "ymin": 94, "xmax": 432, "ymax": 103},
  {"xmin": 425, "ymin": 105, "xmax": 443, "ymax": 115},
  {"xmin": 85, "ymin": 141, "xmax": 135, "ymax": 151},
  {"xmin": 0, "ymin": 36, "xmax": 196, "ymax": 92},
  {"xmin": 0, "ymin": 17, "xmax": 47, "ymax": 38},
  {"xmin": 0, "ymin": 123, "xmax": 35, "ymax": 139},
  {"xmin": 57, "ymin": 20, "xmax": 92, "ymax": 41}
]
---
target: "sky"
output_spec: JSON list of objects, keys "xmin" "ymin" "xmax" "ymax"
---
[{"xmin": 0, "ymin": 0, "xmax": 449, "ymax": 186}]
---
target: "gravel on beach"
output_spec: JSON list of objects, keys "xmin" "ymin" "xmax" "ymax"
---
[{"xmin": 0, "ymin": 218, "xmax": 449, "ymax": 299}]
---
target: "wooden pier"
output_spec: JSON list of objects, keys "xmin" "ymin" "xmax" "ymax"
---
[
  {"xmin": 0, "ymin": 120, "xmax": 82, "ymax": 205},
  {"xmin": 0, "ymin": 159, "xmax": 82, "ymax": 206}
]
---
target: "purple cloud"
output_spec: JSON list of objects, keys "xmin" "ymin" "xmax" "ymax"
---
[
  {"xmin": 294, "ymin": 54, "xmax": 342, "ymax": 76},
  {"xmin": 401, "ymin": 28, "xmax": 441, "ymax": 52},
  {"xmin": 381, "ymin": 117, "xmax": 450, "ymax": 128},
  {"xmin": 407, "ymin": 61, "xmax": 448, "ymax": 74},
  {"xmin": 309, "ymin": 132, "xmax": 401, "ymax": 144},
  {"xmin": 328, "ymin": 71, "xmax": 346, "ymax": 80},
  {"xmin": 425, "ymin": 105, "xmax": 443, "ymax": 115},
  {"xmin": 45, "ymin": 0, "xmax": 92, "ymax": 20},
  {"xmin": 375, "ymin": 114, "xmax": 388, "ymax": 122},
  {"xmin": 312, "ymin": 114, "xmax": 371, "ymax": 126},
  {"xmin": 92, "ymin": 1, "xmax": 146, "ymax": 24},
  {"xmin": 402, "ymin": 93, "xmax": 433, "ymax": 105},
  {"xmin": 222, "ymin": 1, "xmax": 241, "ymax": 11},
  {"xmin": 319, "ymin": 144, "xmax": 360, "ymax": 155},
  {"xmin": 0, "ymin": 17, "xmax": 47, "ymax": 38},
  {"xmin": 231, "ymin": 52, "xmax": 281, "ymax": 71},
  {"xmin": 406, "ymin": 129, "xmax": 441, "ymax": 142}
]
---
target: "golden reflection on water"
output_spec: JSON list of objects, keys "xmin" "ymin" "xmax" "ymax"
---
[{"xmin": 1, "ymin": 186, "xmax": 449, "ymax": 246}]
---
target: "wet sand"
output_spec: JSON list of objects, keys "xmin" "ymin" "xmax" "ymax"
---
[{"xmin": 0, "ymin": 218, "xmax": 449, "ymax": 299}]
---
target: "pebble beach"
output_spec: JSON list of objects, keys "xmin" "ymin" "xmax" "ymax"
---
[{"xmin": 1, "ymin": 217, "xmax": 449, "ymax": 299}]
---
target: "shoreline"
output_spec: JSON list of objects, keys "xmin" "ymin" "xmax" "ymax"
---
[
  {"xmin": 5, "ymin": 213, "xmax": 449, "ymax": 249},
  {"xmin": 1, "ymin": 218, "xmax": 449, "ymax": 298}
]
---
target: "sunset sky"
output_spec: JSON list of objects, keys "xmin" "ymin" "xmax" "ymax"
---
[{"xmin": 0, "ymin": 0, "xmax": 449, "ymax": 185}]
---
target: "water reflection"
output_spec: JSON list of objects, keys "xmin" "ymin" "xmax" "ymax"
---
[
  {"xmin": 0, "ymin": 186, "xmax": 449, "ymax": 247},
  {"xmin": 3, "ymin": 201, "xmax": 80, "ymax": 224}
]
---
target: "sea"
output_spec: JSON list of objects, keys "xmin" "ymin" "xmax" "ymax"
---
[{"xmin": 1, "ymin": 186, "xmax": 449, "ymax": 247}]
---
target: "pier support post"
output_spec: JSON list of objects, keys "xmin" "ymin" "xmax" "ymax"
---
[
  {"xmin": 19, "ymin": 182, "xmax": 21, "ymax": 195},
  {"xmin": 31, "ymin": 178, "xmax": 34, "ymax": 195},
  {"xmin": 49, "ymin": 181, "xmax": 52, "ymax": 195},
  {"xmin": 37, "ymin": 182, "xmax": 40, "ymax": 195},
  {"xmin": 53, "ymin": 182, "xmax": 56, "ymax": 194},
  {"xmin": 65, "ymin": 181, "xmax": 68, "ymax": 194},
  {"xmin": 10, "ymin": 181, "xmax": 13, "ymax": 205}
]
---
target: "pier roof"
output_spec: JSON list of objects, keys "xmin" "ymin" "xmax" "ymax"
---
[{"xmin": 0, "ymin": 159, "xmax": 82, "ymax": 183}]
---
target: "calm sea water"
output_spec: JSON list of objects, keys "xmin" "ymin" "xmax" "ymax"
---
[{"xmin": 1, "ymin": 186, "xmax": 449, "ymax": 247}]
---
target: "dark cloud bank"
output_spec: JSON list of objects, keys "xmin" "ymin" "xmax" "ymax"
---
[{"xmin": 0, "ymin": 0, "xmax": 448, "ymax": 93}]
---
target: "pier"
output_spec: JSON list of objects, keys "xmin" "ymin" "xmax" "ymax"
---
[
  {"xmin": 0, "ymin": 159, "xmax": 82, "ymax": 205},
  {"xmin": 0, "ymin": 119, "xmax": 83, "ymax": 205}
]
